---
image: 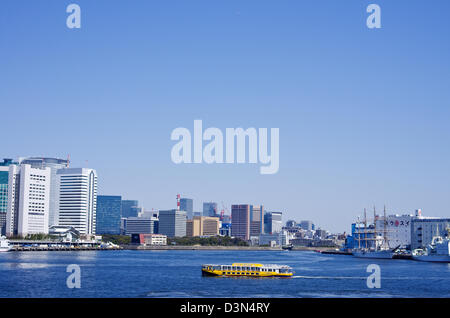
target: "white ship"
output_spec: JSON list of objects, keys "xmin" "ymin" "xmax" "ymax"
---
[
  {"xmin": 412, "ymin": 227, "xmax": 450, "ymax": 263},
  {"xmin": 352, "ymin": 207, "xmax": 396, "ymax": 259},
  {"xmin": 0, "ymin": 236, "xmax": 11, "ymax": 252}
]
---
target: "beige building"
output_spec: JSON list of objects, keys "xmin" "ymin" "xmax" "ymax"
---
[{"xmin": 186, "ymin": 216, "xmax": 220, "ymax": 237}]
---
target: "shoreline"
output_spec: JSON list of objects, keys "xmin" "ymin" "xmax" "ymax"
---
[
  {"xmin": 3, "ymin": 244, "xmax": 338, "ymax": 252},
  {"xmin": 120, "ymin": 245, "xmax": 334, "ymax": 252}
]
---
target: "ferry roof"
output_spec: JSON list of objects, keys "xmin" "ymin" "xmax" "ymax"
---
[{"xmin": 202, "ymin": 263, "xmax": 292, "ymax": 269}]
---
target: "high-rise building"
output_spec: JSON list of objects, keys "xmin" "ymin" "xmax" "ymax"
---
[
  {"xmin": 158, "ymin": 209, "xmax": 186, "ymax": 237},
  {"xmin": 121, "ymin": 200, "xmax": 139, "ymax": 218},
  {"xmin": 180, "ymin": 198, "xmax": 193, "ymax": 219},
  {"xmin": 231, "ymin": 204, "xmax": 251, "ymax": 241},
  {"xmin": 6, "ymin": 164, "xmax": 51, "ymax": 237},
  {"xmin": 96, "ymin": 195, "xmax": 122, "ymax": 235},
  {"xmin": 250, "ymin": 205, "xmax": 264, "ymax": 237},
  {"xmin": 264, "ymin": 211, "xmax": 283, "ymax": 234},
  {"xmin": 56, "ymin": 168, "xmax": 97, "ymax": 235},
  {"xmin": 18, "ymin": 157, "xmax": 69, "ymax": 227},
  {"xmin": 203, "ymin": 202, "xmax": 218, "ymax": 217},
  {"xmin": 186, "ymin": 216, "xmax": 219, "ymax": 237},
  {"xmin": 0, "ymin": 160, "xmax": 16, "ymax": 235}
]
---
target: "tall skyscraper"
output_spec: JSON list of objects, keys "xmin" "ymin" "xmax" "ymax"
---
[
  {"xmin": 250, "ymin": 205, "xmax": 264, "ymax": 237},
  {"xmin": 96, "ymin": 195, "xmax": 122, "ymax": 235},
  {"xmin": 19, "ymin": 157, "xmax": 69, "ymax": 227},
  {"xmin": 121, "ymin": 200, "xmax": 139, "ymax": 218},
  {"xmin": 180, "ymin": 198, "xmax": 193, "ymax": 219},
  {"xmin": 158, "ymin": 209, "xmax": 186, "ymax": 237},
  {"xmin": 231, "ymin": 204, "xmax": 251, "ymax": 241},
  {"xmin": 56, "ymin": 168, "xmax": 97, "ymax": 235},
  {"xmin": 203, "ymin": 202, "xmax": 218, "ymax": 217},
  {"xmin": 6, "ymin": 164, "xmax": 51, "ymax": 237}
]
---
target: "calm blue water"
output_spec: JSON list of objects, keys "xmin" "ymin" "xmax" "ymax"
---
[{"xmin": 0, "ymin": 250, "xmax": 449, "ymax": 298}]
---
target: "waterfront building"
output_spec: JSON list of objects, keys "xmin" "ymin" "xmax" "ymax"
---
[
  {"xmin": 131, "ymin": 233, "xmax": 167, "ymax": 246},
  {"xmin": 96, "ymin": 195, "xmax": 122, "ymax": 235},
  {"xmin": 250, "ymin": 205, "xmax": 264, "ymax": 237},
  {"xmin": 375, "ymin": 214, "xmax": 413, "ymax": 249},
  {"xmin": 6, "ymin": 164, "xmax": 51, "ymax": 237},
  {"xmin": 231, "ymin": 204, "xmax": 250, "ymax": 241},
  {"xmin": 0, "ymin": 162, "xmax": 14, "ymax": 235},
  {"xmin": 314, "ymin": 228, "xmax": 328, "ymax": 239},
  {"xmin": 180, "ymin": 198, "xmax": 193, "ymax": 219},
  {"xmin": 411, "ymin": 216, "xmax": 450, "ymax": 250},
  {"xmin": 300, "ymin": 220, "xmax": 313, "ymax": 231},
  {"xmin": 264, "ymin": 211, "xmax": 282, "ymax": 234},
  {"xmin": 158, "ymin": 209, "xmax": 186, "ymax": 237},
  {"xmin": 286, "ymin": 220, "xmax": 297, "ymax": 228},
  {"xmin": 124, "ymin": 216, "xmax": 158, "ymax": 235},
  {"xmin": 203, "ymin": 202, "xmax": 218, "ymax": 217},
  {"xmin": 121, "ymin": 200, "xmax": 140, "ymax": 218},
  {"xmin": 48, "ymin": 225, "xmax": 80, "ymax": 241},
  {"xmin": 56, "ymin": 168, "xmax": 97, "ymax": 235},
  {"xmin": 259, "ymin": 232, "xmax": 287, "ymax": 246},
  {"xmin": 19, "ymin": 157, "xmax": 69, "ymax": 227},
  {"xmin": 186, "ymin": 216, "xmax": 220, "ymax": 237}
]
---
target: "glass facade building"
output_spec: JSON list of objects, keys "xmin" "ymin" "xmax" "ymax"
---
[
  {"xmin": 0, "ymin": 168, "xmax": 8, "ymax": 235},
  {"xmin": 96, "ymin": 195, "xmax": 122, "ymax": 235},
  {"xmin": 180, "ymin": 198, "xmax": 193, "ymax": 219},
  {"xmin": 0, "ymin": 160, "xmax": 15, "ymax": 235},
  {"xmin": 121, "ymin": 200, "xmax": 139, "ymax": 218},
  {"xmin": 203, "ymin": 202, "xmax": 218, "ymax": 217}
]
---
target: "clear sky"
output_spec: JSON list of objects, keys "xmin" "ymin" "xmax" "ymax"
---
[{"xmin": 1, "ymin": 0, "xmax": 449, "ymax": 233}]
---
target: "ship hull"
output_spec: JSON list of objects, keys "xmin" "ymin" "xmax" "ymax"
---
[
  {"xmin": 412, "ymin": 255, "xmax": 450, "ymax": 263},
  {"xmin": 353, "ymin": 250, "xmax": 393, "ymax": 259}
]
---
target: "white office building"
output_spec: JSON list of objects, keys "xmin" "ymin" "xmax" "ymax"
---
[
  {"xmin": 19, "ymin": 157, "xmax": 69, "ymax": 227},
  {"xmin": 57, "ymin": 168, "xmax": 97, "ymax": 235},
  {"xmin": 6, "ymin": 164, "xmax": 51, "ymax": 237}
]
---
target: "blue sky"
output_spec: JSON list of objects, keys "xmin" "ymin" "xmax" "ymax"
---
[{"xmin": 1, "ymin": 0, "xmax": 450, "ymax": 232}]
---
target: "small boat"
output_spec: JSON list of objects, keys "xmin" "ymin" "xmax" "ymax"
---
[
  {"xmin": 201, "ymin": 263, "xmax": 293, "ymax": 277},
  {"xmin": 0, "ymin": 237, "xmax": 11, "ymax": 252},
  {"xmin": 412, "ymin": 228, "xmax": 450, "ymax": 263}
]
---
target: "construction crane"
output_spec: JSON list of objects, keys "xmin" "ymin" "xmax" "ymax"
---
[{"xmin": 220, "ymin": 201, "xmax": 230, "ymax": 221}]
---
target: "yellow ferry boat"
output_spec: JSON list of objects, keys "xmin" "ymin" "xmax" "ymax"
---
[{"xmin": 201, "ymin": 263, "xmax": 293, "ymax": 277}]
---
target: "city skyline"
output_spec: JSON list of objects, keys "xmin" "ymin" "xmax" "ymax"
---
[{"xmin": 1, "ymin": 1, "xmax": 450, "ymax": 233}]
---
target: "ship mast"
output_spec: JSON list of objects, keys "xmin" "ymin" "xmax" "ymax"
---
[
  {"xmin": 373, "ymin": 206, "xmax": 377, "ymax": 250},
  {"xmin": 364, "ymin": 208, "xmax": 367, "ymax": 249},
  {"xmin": 383, "ymin": 205, "xmax": 388, "ymax": 249}
]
